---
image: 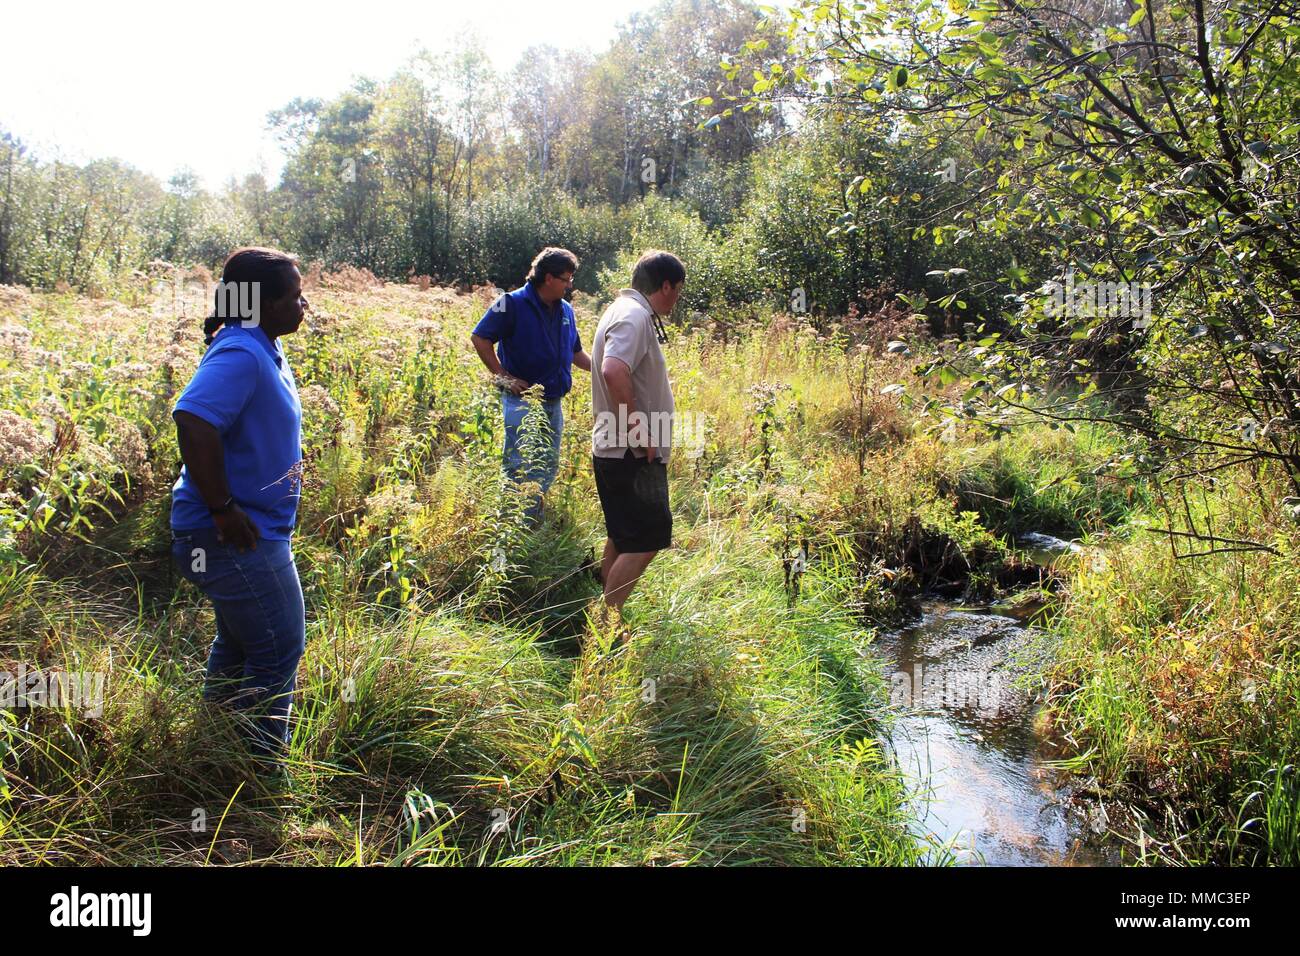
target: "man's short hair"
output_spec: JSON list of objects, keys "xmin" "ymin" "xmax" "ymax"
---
[
  {"xmin": 527, "ymin": 247, "xmax": 579, "ymax": 286},
  {"xmin": 630, "ymin": 250, "xmax": 686, "ymax": 297}
]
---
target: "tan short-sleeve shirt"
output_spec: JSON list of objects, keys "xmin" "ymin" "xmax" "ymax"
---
[{"xmin": 591, "ymin": 289, "xmax": 675, "ymax": 463}]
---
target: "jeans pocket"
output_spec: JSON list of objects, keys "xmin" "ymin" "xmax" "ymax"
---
[
  {"xmin": 502, "ymin": 392, "xmax": 528, "ymax": 417},
  {"xmin": 173, "ymin": 535, "xmax": 202, "ymax": 583},
  {"xmin": 173, "ymin": 529, "xmax": 230, "ymax": 585}
]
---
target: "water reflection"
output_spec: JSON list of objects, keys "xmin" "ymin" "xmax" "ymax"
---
[{"xmin": 878, "ymin": 603, "xmax": 1119, "ymax": 866}]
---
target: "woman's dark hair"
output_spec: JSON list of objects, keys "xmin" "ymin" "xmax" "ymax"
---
[
  {"xmin": 203, "ymin": 247, "xmax": 299, "ymax": 345},
  {"xmin": 526, "ymin": 247, "xmax": 579, "ymax": 286},
  {"xmin": 630, "ymin": 249, "xmax": 685, "ymax": 297}
]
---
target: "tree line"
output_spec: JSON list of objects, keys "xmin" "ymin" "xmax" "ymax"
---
[{"xmin": 0, "ymin": 0, "xmax": 1041, "ymax": 328}]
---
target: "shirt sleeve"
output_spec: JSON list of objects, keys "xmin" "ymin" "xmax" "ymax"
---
[
  {"xmin": 602, "ymin": 313, "xmax": 647, "ymax": 371},
  {"xmin": 173, "ymin": 344, "xmax": 259, "ymax": 434},
  {"xmin": 472, "ymin": 292, "xmax": 514, "ymax": 342}
]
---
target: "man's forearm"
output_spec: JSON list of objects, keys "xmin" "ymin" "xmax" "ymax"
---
[
  {"xmin": 175, "ymin": 413, "xmax": 231, "ymax": 509},
  {"xmin": 470, "ymin": 334, "xmax": 506, "ymax": 377},
  {"xmin": 602, "ymin": 360, "xmax": 655, "ymax": 456},
  {"xmin": 602, "ymin": 366, "xmax": 638, "ymax": 420}
]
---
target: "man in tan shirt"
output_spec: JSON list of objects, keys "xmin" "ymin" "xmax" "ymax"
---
[{"xmin": 590, "ymin": 250, "xmax": 685, "ymax": 618}]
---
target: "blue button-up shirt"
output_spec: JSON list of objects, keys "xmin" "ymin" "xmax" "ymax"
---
[
  {"xmin": 170, "ymin": 324, "xmax": 303, "ymax": 540},
  {"xmin": 472, "ymin": 283, "xmax": 582, "ymax": 400}
]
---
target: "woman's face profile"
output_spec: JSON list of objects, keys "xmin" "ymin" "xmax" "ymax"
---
[{"xmin": 265, "ymin": 266, "xmax": 307, "ymax": 337}]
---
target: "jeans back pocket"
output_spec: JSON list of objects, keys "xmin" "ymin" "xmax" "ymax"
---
[{"xmin": 172, "ymin": 530, "xmax": 221, "ymax": 584}]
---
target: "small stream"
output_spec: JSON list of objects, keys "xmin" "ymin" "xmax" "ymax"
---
[{"xmin": 877, "ymin": 534, "xmax": 1120, "ymax": 866}]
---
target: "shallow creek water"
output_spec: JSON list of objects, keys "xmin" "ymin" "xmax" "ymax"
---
[{"xmin": 875, "ymin": 535, "xmax": 1120, "ymax": 866}]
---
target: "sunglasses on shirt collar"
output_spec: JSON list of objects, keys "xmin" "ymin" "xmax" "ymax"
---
[{"xmin": 650, "ymin": 309, "xmax": 669, "ymax": 345}]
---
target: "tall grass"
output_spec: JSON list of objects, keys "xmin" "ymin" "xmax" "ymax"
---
[
  {"xmin": 7, "ymin": 272, "xmax": 1286, "ymax": 866},
  {"xmin": 1042, "ymin": 468, "xmax": 1300, "ymax": 864},
  {"xmin": 0, "ymin": 276, "xmax": 945, "ymax": 865}
]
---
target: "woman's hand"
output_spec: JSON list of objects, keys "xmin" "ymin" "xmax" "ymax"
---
[{"xmin": 214, "ymin": 504, "xmax": 260, "ymax": 551}]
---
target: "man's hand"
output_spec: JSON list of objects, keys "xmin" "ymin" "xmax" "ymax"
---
[
  {"xmin": 214, "ymin": 504, "xmax": 260, "ymax": 551},
  {"xmin": 491, "ymin": 373, "xmax": 530, "ymax": 395},
  {"xmin": 473, "ymin": 333, "xmax": 531, "ymax": 395},
  {"xmin": 633, "ymin": 443, "xmax": 659, "ymax": 463}
]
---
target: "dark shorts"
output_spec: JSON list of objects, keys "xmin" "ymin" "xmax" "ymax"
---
[{"xmin": 592, "ymin": 450, "xmax": 672, "ymax": 553}]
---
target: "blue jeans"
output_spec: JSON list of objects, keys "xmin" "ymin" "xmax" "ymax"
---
[
  {"xmin": 171, "ymin": 527, "xmax": 306, "ymax": 762},
  {"xmin": 501, "ymin": 393, "xmax": 563, "ymax": 517}
]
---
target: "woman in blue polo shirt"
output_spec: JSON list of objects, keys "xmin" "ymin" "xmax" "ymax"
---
[{"xmin": 170, "ymin": 246, "xmax": 308, "ymax": 768}]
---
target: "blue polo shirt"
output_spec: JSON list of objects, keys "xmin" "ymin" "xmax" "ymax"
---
[
  {"xmin": 170, "ymin": 324, "xmax": 303, "ymax": 540},
  {"xmin": 472, "ymin": 283, "xmax": 582, "ymax": 400}
]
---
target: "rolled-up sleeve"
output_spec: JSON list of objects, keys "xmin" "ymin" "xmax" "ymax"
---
[{"xmin": 173, "ymin": 345, "xmax": 258, "ymax": 434}]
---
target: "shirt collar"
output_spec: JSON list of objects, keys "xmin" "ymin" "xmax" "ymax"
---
[
  {"xmin": 220, "ymin": 322, "xmax": 282, "ymax": 365},
  {"xmin": 523, "ymin": 282, "xmax": 561, "ymax": 318},
  {"xmin": 618, "ymin": 288, "xmax": 658, "ymax": 317}
]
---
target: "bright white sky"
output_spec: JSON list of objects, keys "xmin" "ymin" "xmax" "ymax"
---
[{"xmin": 0, "ymin": 0, "xmax": 664, "ymax": 190}]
